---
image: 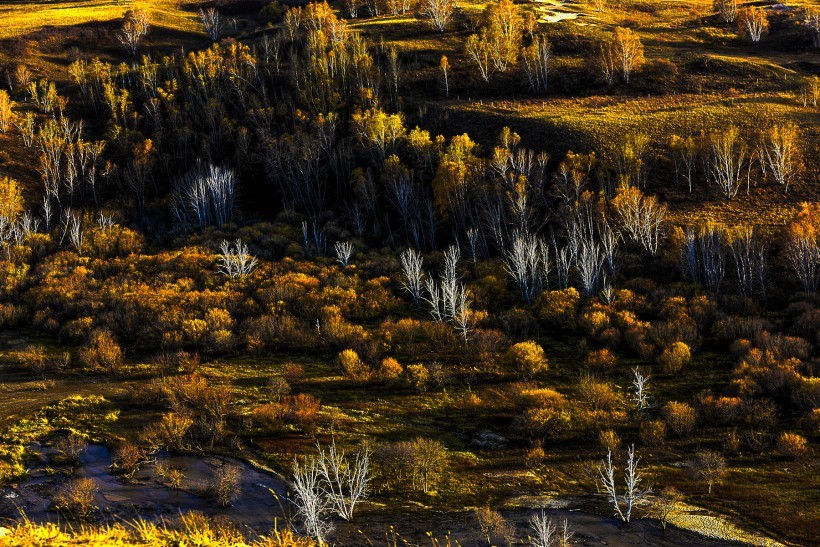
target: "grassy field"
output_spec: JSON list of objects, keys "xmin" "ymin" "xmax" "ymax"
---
[{"xmin": 0, "ymin": 0, "xmax": 201, "ymax": 40}]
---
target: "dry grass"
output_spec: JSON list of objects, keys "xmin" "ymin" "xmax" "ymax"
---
[{"xmin": 0, "ymin": 0, "xmax": 201, "ymax": 40}]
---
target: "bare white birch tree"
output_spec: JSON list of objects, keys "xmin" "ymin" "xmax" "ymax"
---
[{"xmin": 599, "ymin": 445, "xmax": 649, "ymax": 523}]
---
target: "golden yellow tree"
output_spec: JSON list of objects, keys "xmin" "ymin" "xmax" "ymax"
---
[{"xmin": 0, "ymin": 176, "xmax": 23, "ymax": 221}]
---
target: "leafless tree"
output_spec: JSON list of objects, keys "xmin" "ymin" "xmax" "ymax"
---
[
  {"xmin": 117, "ymin": 9, "xmax": 151, "ymax": 56},
  {"xmin": 400, "ymin": 248, "xmax": 425, "ymax": 307},
  {"xmin": 292, "ymin": 457, "xmax": 334, "ymax": 543},
  {"xmin": 728, "ymin": 225, "xmax": 766, "ymax": 297},
  {"xmin": 693, "ymin": 451, "xmax": 727, "ymax": 494},
  {"xmin": 632, "ymin": 367, "xmax": 650, "ymax": 411},
  {"xmin": 419, "ymin": 0, "xmax": 456, "ymax": 32},
  {"xmin": 316, "ymin": 440, "xmax": 371, "ymax": 521},
  {"xmin": 63, "ymin": 210, "xmax": 83, "ymax": 254},
  {"xmin": 217, "ymin": 239, "xmax": 258, "ymax": 278},
  {"xmin": 504, "ymin": 231, "xmax": 550, "ymax": 303},
  {"xmin": 174, "ymin": 163, "xmax": 237, "ymax": 229},
  {"xmin": 698, "ymin": 223, "xmax": 726, "ymax": 293},
  {"xmin": 200, "ymin": 8, "xmax": 223, "ymax": 41},
  {"xmin": 347, "ymin": 0, "xmax": 360, "ymax": 18},
  {"xmin": 599, "ymin": 445, "xmax": 650, "ymax": 523},
  {"xmin": 529, "ymin": 512, "xmax": 573, "ymax": 547},
  {"xmin": 785, "ymin": 220, "xmax": 819, "ymax": 294},
  {"xmin": 334, "ymin": 241, "xmax": 354, "ymax": 267}
]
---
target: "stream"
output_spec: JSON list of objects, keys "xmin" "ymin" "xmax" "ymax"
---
[{"xmin": 0, "ymin": 443, "xmax": 753, "ymax": 545}]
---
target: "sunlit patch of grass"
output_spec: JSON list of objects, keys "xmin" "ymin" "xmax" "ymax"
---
[{"xmin": 0, "ymin": 0, "xmax": 201, "ymax": 40}]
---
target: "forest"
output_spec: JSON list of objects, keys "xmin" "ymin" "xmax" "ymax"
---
[{"xmin": 0, "ymin": 0, "xmax": 818, "ymax": 545}]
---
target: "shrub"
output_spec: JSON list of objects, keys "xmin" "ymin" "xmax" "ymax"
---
[
  {"xmin": 663, "ymin": 401, "xmax": 696, "ymax": 436},
  {"xmin": 252, "ymin": 403, "xmax": 288, "ymax": 433},
  {"xmin": 777, "ymin": 432, "xmax": 808, "ymax": 459},
  {"xmin": 54, "ymin": 434, "xmax": 87, "ymax": 466},
  {"xmin": 53, "ymin": 478, "xmax": 98, "ymax": 519},
  {"xmin": 598, "ymin": 429, "xmax": 621, "ymax": 452},
  {"xmin": 203, "ymin": 464, "xmax": 242, "ymax": 507},
  {"xmin": 283, "ymin": 363, "xmax": 305, "ymax": 382},
  {"xmin": 79, "ymin": 329, "xmax": 124, "ymax": 374},
  {"xmin": 113, "ymin": 441, "xmax": 145, "ymax": 479},
  {"xmin": 578, "ymin": 376, "xmax": 622, "ymax": 412},
  {"xmin": 537, "ymin": 288, "xmax": 580, "ymax": 328},
  {"xmin": 659, "ymin": 341, "xmax": 691, "ymax": 373},
  {"xmin": 155, "ymin": 462, "xmax": 185, "ymax": 489},
  {"xmin": 406, "ymin": 363, "xmax": 430, "ymax": 392},
  {"xmin": 379, "ymin": 357, "xmax": 404, "ymax": 381},
  {"xmin": 338, "ymin": 348, "xmax": 373, "ymax": 382},
  {"xmin": 288, "ymin": 393, "xmax": 321, "ymax": 435},
  {"xmin": 506, "ymin": 340, "xmax": 549, "ymax": 377},
  {"xmin": 585, "ymin": 348, "xmax": 617, "ymax": 370},
  {"xmin": 640, "ymin": 419, "xmax": 666, "ymax": 447},
  {"xmin": 268, "ymin": 376, "xmax": 291, "ymax": 401}
]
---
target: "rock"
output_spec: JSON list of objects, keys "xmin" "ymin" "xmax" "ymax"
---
[{"xmin": 471, "ymin": 430, "xmax": 508, "ymax": 450}]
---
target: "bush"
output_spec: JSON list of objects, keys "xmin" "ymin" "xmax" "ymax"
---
[
  {"xmin": 79, "ymin": 329, "xmax": 124, "ymax": 374},
  {"xmin": 406, "ymin": 363, "xmax": 430, "ymax": 392},
  {"xmin": 113, "ymin": 441, "xmax": 145, "ymax": 479},
  {"xmin": 663, "ymin": 401, "xmax": 696, "ymax": 436},
  {"xmin": 506, "ymin": 340, "xmax": 549, "ymax": 377},
  {"xmin": 338, "ymin": 348, "xmax": 373, "ymax": 382},
  {"xmin": 252, "ymin": 402, "xmax": 288, "ymax": 433},
  {"xmin": 288, "ymin": 393, "xmax": 321, "ymax": 435},
  {"xmin": 640, "ymin": 419, "xmax": 666, "ymax": 447},
  {"xmin": 585, "ymin": 348, "xmax": 617, "ymax": 370},
  {"xmin": 203, "ymin": 464, "xmax": 242, "ymax": 507},
  {"xmin": 54, "ymin": 434, "xmax": 87, "ymax": 466},
  {"xmin": 659, "ymin": 341, "xmax": 691, "ymax": 373},
  {"xmin": 379, "ymin": 357, "xmax": 403, "ymax": 381},
  {"xmin": 598, "ymin": 429, "xmax": 621, "ymax": 452},
  {"xmin": 53, "ymin": 478, "xmax": 98, "ymax": 519},
  {"xmin": 537, "ymin": 288, "xmax": 580, "ymax": 328},
  {"xmin": 777, "ymin": 432, "xmax": 808, "ymax": 459}
]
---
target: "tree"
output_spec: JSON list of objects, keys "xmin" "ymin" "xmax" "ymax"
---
[
  {"xmin": 784, "ymin": 203, "xmax": 819, "ymax": 293},
  {"xmin": 610, "ymin": 186, "xmax": 667, "ymax": 256},
  {"xmin": 529, "ymin": 512, "xmax": 573, "ymax": 547},
  {"xmin": 759, "ymin": 123, "xmax": 802, "ymax": 192},
  {"xmin": 0, "ymin": 90, "xmax": 14, "ymax": 133},
  {"xmin": 737, "ymin": 7, "xmax": 768, "ymax": 43},
  {"xmin": 598, "ymin": 445, "xmax": 649, "ymax": 523},
  {"xmin": 807, "ymin": 9, "xmax": 820, "ymax": 48},
  {"xmin": 482, "ymin": 0, "xmax": 524, "ymax": 73},
  {"xmin": 669, "ymin": 134, "xmax": 700, "ymax": 193},
  {"xmin": 649, "ymin": 487, "xmax": 683, "ymax": 530},
  {"xmin": 117, "ymin": 9, "xmax": 151, "ymax": 56},
  {"xmin": 174, "ymin": 163, "xmax": 237, "ymax": 229},
  {"xmin": 333, "ymin": 241, "xmax": 354, "ymax": 266},
  {"xmin": 693, "ymin": 451, "xmax": 727, "ymax": 494},
  {"xmin": 466, "ymin": 33, "xmax": 492, "ymax": 82},
  {"xmin": 440, "ymin": 55, "xmax": 450, "ymax": 96},
  {"xmin": 474, "ymin": 507, "xmax": 515, "ymax": 546},
  {"xmin": 504, "ymin": 231, "xmax": 550, "ymax": 303},
  {"xmin": 714, "ymin": 0, "xmax": 738, "ymax": 24},
  {"xmin": 0, "ymin": 176, "xmax": 23, "ymax": 222},
  {"xmin": 599, "ymin": 27, "xmax": 644, "ymax": 84},
  {"xmin": 316, "ymin": 440, "xmax": 371, "ymax": 520},
  {"xmin": 521, "ymin": 35, "xmax": 551, "ymax": 93},
  {"xmin": 400, "ymin": 248, "xmax": 425, "ymax": 307},
  {"xmin": 217, "ymin": 240, "xmax": 258, "ymax": 278},
  {"xmin": 200, "ymin": 8, "xmax": 223, "ymax": 41},
  {"xmin": 632, "ymin": 367, "xmax": 650, "ymax": 410},
  {"xmin": 727, "ymin": 224, "xmax": 766, "ymax": 296},
  {"xmin": 292, "ymin": 456, "xmax": 333, "ymax": 543},
  {"xmin": 707, "ymin": 126, "xmax": 750, "ymax": 199},
  {"xmin": 419, "ymin": 0, "xmax": 456, "ymax": 32}
]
